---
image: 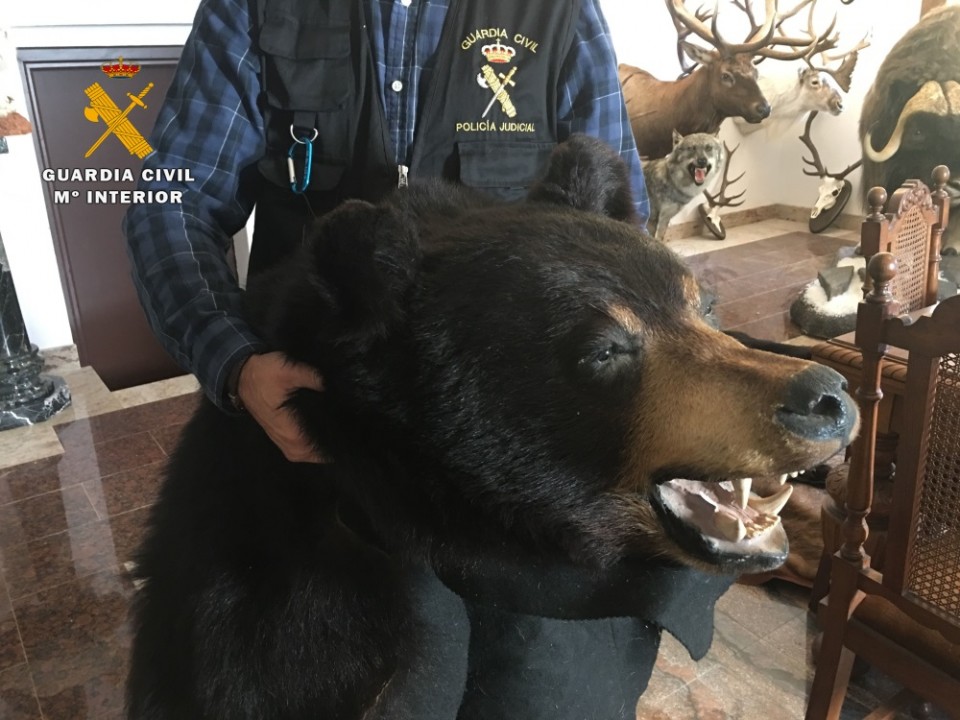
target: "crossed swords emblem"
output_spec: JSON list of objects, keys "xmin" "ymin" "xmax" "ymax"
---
[
  {"xmin": 82, "ymin": 81, "xmax": 154, "ymax": 159},
  {"xmin": 478, "ymin": 64, "xmax": 518, "ymax": 119}
]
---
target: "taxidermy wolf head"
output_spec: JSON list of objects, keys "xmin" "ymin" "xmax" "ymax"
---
[{"xmin": 643, "ymin": 130, "xmax": 725, "ymax": 241}]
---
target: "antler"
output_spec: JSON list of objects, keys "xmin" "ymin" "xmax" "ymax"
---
[
  {"xmin": 798, "ymin": 111, "xmax": 861, "ymax": 180},
  {"xmin": 666, "ymin": 0, "xmax": 777, "ymax": 56},
  {"xmin": 773, "ymin": 0, "xmax": 817, "ymax": 26},
  {"xmin": 731, "ymin": 0, "xmax": 838, "ymax": 61},
  {"xmin": 703, "ymin": 142, "xmax": 746, "ymax": 209},
  {"xmin": 798, "ymin": 112, "xmax": 827, "ymax": 177},
  {"xmin": 673, "ymin": 4, "xmax": 714, "ymax": 77},
  {"xmin": 810, "ymin": 31, "xmax": 870, "ymax": 92},
  {"xmin": 820, "ymin": 30, "xmax": 870, "ymax": 63}
]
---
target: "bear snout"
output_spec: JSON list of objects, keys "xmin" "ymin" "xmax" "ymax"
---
[{"xmin": 775, "ymin": 364, "xmax": 857, "ymax": 442}]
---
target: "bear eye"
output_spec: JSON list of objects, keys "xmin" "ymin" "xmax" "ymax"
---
[
  {"xmin": 578, "ymin": 342, "xmax": 636, "ymax": 372},
  {"xmin": 592, "ymin": 348, "xmax": 614, "ymax": 364},
  {"xmin": 570, "ymin": 314, "xmax": 642, "ymax": 379}
]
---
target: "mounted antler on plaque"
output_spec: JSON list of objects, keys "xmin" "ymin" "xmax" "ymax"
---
[
  {"xmin": 697, "ymin": 142, "xmax": 746, "ymax": 240},
  {"xmin": 798, "ymin": 110, "xmax": 862, "ymax": 232}
]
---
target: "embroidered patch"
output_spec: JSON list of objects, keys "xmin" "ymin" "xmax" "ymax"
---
[{"xmin": 457, "ymin": 28, "xmax": 540, "ymax": 134}]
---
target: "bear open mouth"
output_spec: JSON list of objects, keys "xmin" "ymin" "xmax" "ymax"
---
[
  {"xmin": 651, "ymin": 475, "xmax": 798, "ymax": 573},
  {"xmin": 687, "ymin": 163, "xmax": 710, "ymax": 186}
]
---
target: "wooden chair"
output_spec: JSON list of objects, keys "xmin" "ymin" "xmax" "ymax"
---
[
  {"xmin": 805, "ymin": 253, "xmax": 960, "ymax": 720},
  {"xmin": 809, "ymin": 168, "xmax": 951, "ymax": 600},
  {"xmin": 861, "ymin": 168, "xmax": 950, "ymax": 310},
  {"xmin": 812, "ymin": 166, "xmax": 949, "ymax": 395}
]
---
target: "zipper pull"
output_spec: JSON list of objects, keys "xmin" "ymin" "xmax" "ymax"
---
[{"xmin": 398, "ymin": 164, "xmax": 409, "ymax": 188}]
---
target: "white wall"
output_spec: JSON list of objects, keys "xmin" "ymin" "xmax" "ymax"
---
[{"xmin": 0, "ymin": 0, "xmax": 929, "ymax": 352}]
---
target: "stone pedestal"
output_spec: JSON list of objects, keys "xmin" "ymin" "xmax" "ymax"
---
[{"xmin": 0, "ymin": 231, "xmax": 71, "ymax": 430}]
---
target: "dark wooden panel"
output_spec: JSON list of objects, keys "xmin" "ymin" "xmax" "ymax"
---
[{"xmin": 18, "ymin": 46, "xmax": 186, "ymax": 390}]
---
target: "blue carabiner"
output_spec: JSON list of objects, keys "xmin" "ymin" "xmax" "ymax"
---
[{"xmin": 287, "ymin": 125, "xmax": 318, "ymax": 194}]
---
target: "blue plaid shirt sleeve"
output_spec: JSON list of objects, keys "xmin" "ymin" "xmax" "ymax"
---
[
  {"xmin": 124, "ymin": 0, "xmax": 268, "ymax": 410},
  {"xmin": 557, "ymin": 0, "xmax": 650, "ymax": 226}
]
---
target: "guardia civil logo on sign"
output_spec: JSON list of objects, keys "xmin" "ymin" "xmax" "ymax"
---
[{"xmin": 82, "ymin": 57, "xmax": 154, "ymax": 159}]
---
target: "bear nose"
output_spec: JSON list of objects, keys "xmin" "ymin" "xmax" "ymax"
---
[
  {"xmin": 775, "ymin": 364, "xmax": 856, "ymax": 441},
  {"xmin": 755, "ymin": 101, "xmax": 771, "ymax": 119}
]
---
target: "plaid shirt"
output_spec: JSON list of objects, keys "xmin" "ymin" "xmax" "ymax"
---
[{"xmin": 125, "ymin": 0, "xmax": 649, "ymax": 409}]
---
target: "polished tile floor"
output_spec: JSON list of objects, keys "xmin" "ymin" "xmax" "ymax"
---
[
  {"xmin": 0, "ymin": 219, "xmax": 947, "ymax": 719},
  {"xmin": 688, "ymin": 230, "xmax": 859, "ymax": 341}
]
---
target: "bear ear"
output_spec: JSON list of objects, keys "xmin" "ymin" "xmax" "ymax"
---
[
  {"xmin": 527, "ymin": 134, "xmax": 637, "ymax": 223},
  {"xmin": 247, "ymin": 200, "xmax": 421, "ymax": 354},
  {"xmin": 307, "ymin": 200, "xmax": 421, "ymax": 342}
]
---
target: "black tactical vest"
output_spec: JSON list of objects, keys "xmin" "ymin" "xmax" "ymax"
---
[{"xmin": 251, "ymin": 0, "xmax": 580, "ymax": 273}]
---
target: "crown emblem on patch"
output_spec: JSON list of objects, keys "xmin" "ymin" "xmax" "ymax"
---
[
  {"xmin": 101, "ymin": 57, "xmax": 141, "ymax": 79},
  {"xmin": 481, "ymin": 40, "xmax": 516, "ymax": 64}
]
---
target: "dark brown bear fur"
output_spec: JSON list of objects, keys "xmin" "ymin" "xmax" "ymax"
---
[{"xmin": 127, "ymin": 136, "xmax": 856, "ymax": 720}]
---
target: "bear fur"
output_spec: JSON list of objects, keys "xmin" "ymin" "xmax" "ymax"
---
[{"xmin": 127, "ymin": 136, "xmax": 857, "ymax": 720}]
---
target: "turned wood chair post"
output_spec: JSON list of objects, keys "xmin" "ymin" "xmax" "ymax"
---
[
  {"xmin": 805, "ymin": 255, "xmax": 902, "ymax": 720},
  {"xmin": 859, "ymin": 186, "xmax": 888, "ymax": 298},
  {"xmin": 841, "ymin": 255, "xmax": 900, "ymax": 564}
]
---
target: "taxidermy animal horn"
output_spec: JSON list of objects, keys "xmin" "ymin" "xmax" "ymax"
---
[{"xmin": 864, "ymin": 80, "xmax": 960, "ymax": 162}]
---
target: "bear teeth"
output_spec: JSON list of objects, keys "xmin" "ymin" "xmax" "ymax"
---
[
  {"xmin": 714, "ymin": 510, "xmax": 746, "ymax": 543},
  {"xmin": 777, "ymin": 469, "xmax": 806, "ymax": 485},
  {"xmin": 712, "ymin": 481, "xmax": 793, "ymax": 543},
  {"xmin": 662, "ymin": 477, "xmax": 796, "ymax": 545},
  {"xmin": 714, "ymin": 505, "xmax": 784, "ymax": 542},
  {"xmin": 747, "ymin": 484, "xmax": 794, "ymax": 516},
  {"xmin": 731, "ymin": 477, "xmax": 751, "ymax": 509}
]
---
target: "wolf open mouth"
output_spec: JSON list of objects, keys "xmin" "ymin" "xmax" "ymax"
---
[
  {"xmin": 688, "ymin": 163, "xmax": 711, "ymax": 186},
  {"xmin": 651, "ymin": 474, "xmax": 799, "ymax": 573}
]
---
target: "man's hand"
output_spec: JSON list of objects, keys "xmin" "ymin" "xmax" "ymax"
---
[{"xmin": 237, "ymin": 351, "xmax": 328, "ymax": 463}]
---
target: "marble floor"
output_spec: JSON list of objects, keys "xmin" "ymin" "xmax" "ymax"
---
[{"xmin": 0, "ymin": 219, "xmax": 949, "ymax": 719}]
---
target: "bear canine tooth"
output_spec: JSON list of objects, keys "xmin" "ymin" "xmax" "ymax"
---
[
  {"xmin": 732, "ymin": 478, "xmax": 751, "ymax": 509},
  {"xmin": 714, "ymin": 509, "xmax": 746, "ymax": 542},
  {"xmin": 778, "ymin": 473, "xmax": 789, "ymax": 485},
  {"xmin": 747, "ymin": 484, "xmax": 794, "ymax": 516}
]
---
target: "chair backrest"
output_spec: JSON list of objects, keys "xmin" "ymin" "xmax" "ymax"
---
[
  {"xmin": 859, "ymin": 166, "xmax": 950, "ymax": 313},
  {"xmin": 843, "ymin": 251, "xmax": 960, "ymax": 639}
]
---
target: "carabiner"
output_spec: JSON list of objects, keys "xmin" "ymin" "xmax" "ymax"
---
[{"xmin": 287, "ymin": 125, "xmax": 318, "ymax": 194}]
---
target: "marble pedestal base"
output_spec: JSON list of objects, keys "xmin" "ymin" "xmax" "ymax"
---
[
  {"xmin": 1, "ymin": 236, "xmax": 72, "ymax": 430},
  {"xmin": 0, "ymin": 345, "xmax": 72, "ymax": 430}
]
